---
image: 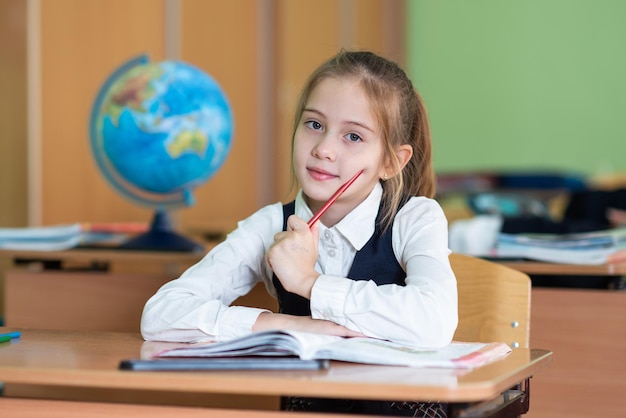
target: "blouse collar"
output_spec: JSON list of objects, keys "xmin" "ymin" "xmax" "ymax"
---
[{"xmin": 295, "ymin": 182, "xmax": 382, "ymax": 251}]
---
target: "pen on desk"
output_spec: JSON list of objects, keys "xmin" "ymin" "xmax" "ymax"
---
[
  {"xmin": 307, "ymin": 170, "xmax": 363, "ymax": 228},
  {"xmin": 0, "ymin": 336, "xmax": 11, "ymax": 343},
  {"xmin": 0, "ymin": 331, "xmax": 21, "ymax": 340}
]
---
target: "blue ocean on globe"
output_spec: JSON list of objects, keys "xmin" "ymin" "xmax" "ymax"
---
[{"xmin": 90, "ymin": 55, "xmax": 233, "ymax": 208}]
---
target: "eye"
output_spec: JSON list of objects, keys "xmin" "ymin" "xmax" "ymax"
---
[
  {"xmin": 305, "ymin": 120, "xmax": 323, "ymax": 131},
  {"xmin": 345, "ymin": 132, "xmax": 362, "ymax": 143}
]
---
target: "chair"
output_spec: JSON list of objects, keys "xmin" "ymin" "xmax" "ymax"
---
[{"xmin": 450, "ymin": 253, "xmax": 531, "ymax": 348}]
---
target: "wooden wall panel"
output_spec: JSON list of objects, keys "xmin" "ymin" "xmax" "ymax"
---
[
  {"xmin": 178, "ymin": 0, "xmax": 259, "ymax": 233},
  {"xmin": 274, "ymin": 0, "xmax": 343, "ymax": 200},
  {"xmin": 353, "ymin": 0, "xmax": 406, "ymax": 66},
  {"xmin": 7, "ymin": 0, "xmax": 404, "ymax": 233},
  {"xmin": 39, "ymin": 0, "xmax": 165, "ymax": 225},
  {"xmin": 353, "ymin": 0, "xmax": 386, "ymax": 53},
  {"xmin": 0, "ymin": 0, "xmax": 28, "ymax": 227},
  {"xmin": 0, "ymin": 0, "xmax": 28, "ymax": 318},
  {"xmin": 1, "ymin": 0, "xmax": 406, "ymax": 321},
  {"xmin": 273, "ymin": 0, "xmax": 406, "ymax": 200}
]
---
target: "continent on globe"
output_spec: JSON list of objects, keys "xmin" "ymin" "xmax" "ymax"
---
[{"xmin": 168, "ymin": 129, "xmax": 208, "ymax": 158}]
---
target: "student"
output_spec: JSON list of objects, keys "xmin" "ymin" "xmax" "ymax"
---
[{"xmin": 142, "ymin": 50, "xmax": 457, "ymax": 417}]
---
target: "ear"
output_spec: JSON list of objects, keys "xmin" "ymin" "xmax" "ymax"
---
[
  {"xmin": 382, "ymin": 145, "xmax": 413, "ymax": 179},
  {"xmin": 395, "ymin": 144, "xmax": 413, "ymax": 171}
]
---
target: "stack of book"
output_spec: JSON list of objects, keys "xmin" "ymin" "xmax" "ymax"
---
[
  {"xmin": 493, "ymin": 228, "xmax": 626, "ymax": 264},
  {"xmin": 0, "ymin": 223, "xmax": 147, "ymax": 251}
]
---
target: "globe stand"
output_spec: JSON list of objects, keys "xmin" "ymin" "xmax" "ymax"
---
[{"xmin": 119, "ymin": 210, "xmax": 204, "ymax": 252}]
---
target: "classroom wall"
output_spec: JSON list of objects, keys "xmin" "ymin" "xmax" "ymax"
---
[
  {"xmin": 0, "ymin": 0, "xmax": 28, "ymax": 320},
  {"xmin": 0, "ymin": 0, "xmax": 403, "ymax": 317},
  {"xmin": 2, "ymin": 0, "xmax": 403, "ymax": 231},
  {"xmin": 407, "ymin": 0, "xmax": 626, "ymax": 178}
]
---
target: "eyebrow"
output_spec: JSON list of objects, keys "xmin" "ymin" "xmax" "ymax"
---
[{"xmin": 302, "ymin": 108, "xmax": 376, "ymax": 134}]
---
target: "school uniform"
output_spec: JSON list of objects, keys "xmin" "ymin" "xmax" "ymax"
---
[
  {"xmin": 142, "ymin": 182, "xmax": 457, "ymax": 345},
  {"xmin": 141, "ymin": 182, "xmax": 457, "ymax": 417}
]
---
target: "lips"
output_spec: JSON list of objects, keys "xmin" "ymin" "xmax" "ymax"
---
[{"xmin": 307, "ymin": 167, "xmax": 339, "ymax": 181}]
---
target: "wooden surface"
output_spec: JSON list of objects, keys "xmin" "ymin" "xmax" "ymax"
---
[
  {"xmin": 451, "ymin": 253, "xmax": 530, "ymax": 348},
  {"xmin": 499, "ymin": 260, "xmax": 626, "ymax": 276},
  {"xmin": 0, "ymin": 328, "xmax": 552, "ymax": 405},
  {"xmin": 0, "ymin": 248, "xmax": 206, "ymax": 268},
  {"xmin": 0, "ymin": 246, "xmax": 280, "ymax": 333},
  {"xmin": 0, "ymin": 0, "xmax": 28, "ymax": 228},
  {"xmin": 4, "ymin": 270, "xmax": 170, "ymax": 332},
  {"xmin": 526, "ymin": 288, "xmax": 626, "ymax": 418},
  {"xmin": 0, "ymin": 397, "xmax": 378, "ymax": 418},
  {"xmin": 1, "ymin": 248, "xmax": 206, "ymax": 333}
]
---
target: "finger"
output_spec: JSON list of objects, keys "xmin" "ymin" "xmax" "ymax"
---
[
  {"xmin": 287, "ymin": 214, "xmax": 306, "ymax": 232},
  {"xmin": 310, "ymin": 220, "xmax": 320, "ymax": 246},
  {"xmin": 273, "ymin": 231, "xmax": 288, "ymax": 243}
]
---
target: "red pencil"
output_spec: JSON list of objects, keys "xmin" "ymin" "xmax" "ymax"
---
[{"xmin": 307, "ymin": 170, "xmax": 364, "ymax": 228}]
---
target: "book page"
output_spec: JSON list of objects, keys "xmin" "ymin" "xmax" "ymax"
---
[
  {"xmin": 157, "ymin": 330, "xmax": 511, "ymax": 369},
  {"xmin": 314, "ymin": 338, "xmax": 511, "ymax": 368}
]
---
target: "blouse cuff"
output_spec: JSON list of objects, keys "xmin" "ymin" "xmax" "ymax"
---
[
  {"xmin": 310, "ymin": 274, "xmax": 351, "ymax": 323},
  {"xmin": 217, "ymin": 306, "xmax": 270, "ymax": 341}
]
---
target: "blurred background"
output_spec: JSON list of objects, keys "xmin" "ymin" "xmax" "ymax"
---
[{"xmin": 2, "ymin": 0, "xmax": 625, "ymax": 232}]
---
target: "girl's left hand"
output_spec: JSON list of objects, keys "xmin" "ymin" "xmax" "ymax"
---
[
  {"xmin": 266, "ymin": 215, "xmax": 320, "ymax": 299},
  {"xmin": 253, "ymin": 312, "xmax": 364, "ymax": 337},
  {"xmin": 606, "ymin": 249, "xmax": 626, "ymax": 264},
  {"xmin": 607, "ymin": 207, "xmax": 626, "ymax": 227}
]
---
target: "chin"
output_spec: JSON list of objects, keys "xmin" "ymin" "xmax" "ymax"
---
[{"xmin": 301, "ymin": 187, "xmax": 328, "ymax": 207}]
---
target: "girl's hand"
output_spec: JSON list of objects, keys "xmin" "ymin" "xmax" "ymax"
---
[
  {"xmin": 607, "ymin": 207, "xmax": 626, "ymax": 227},
  {"xmin": 253, "ymin": 312, "xmax": 365, "ymax": 337},
  {"xmin": 606, "ymin": 249, "xmax": 626, "ymax": 264},
  {"xmin": 266, "ymin": 215, "xmax": 320, "ymax": 299}
]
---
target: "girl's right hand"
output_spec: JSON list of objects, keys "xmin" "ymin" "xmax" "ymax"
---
[{"xmin": 252, "ymin": 312, "xmax": 364, "ymax": 337}]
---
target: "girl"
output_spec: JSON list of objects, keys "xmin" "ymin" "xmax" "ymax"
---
[{"xmin": 142, "ymin": 50, "xmax": 457, "ymax": 417}]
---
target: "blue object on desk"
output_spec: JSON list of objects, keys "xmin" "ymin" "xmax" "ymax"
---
[{"xmin": 0, "ymin": 331, "xmax": 21, "ymax": 340}]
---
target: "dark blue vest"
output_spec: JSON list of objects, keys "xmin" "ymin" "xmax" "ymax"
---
[{"xmin": 272, "ymin": 200, "xmax": 406, "ymax": 316}]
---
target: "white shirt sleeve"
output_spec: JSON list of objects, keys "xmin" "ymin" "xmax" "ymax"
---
[
  {"xmin": 140, "ymin": 203, "xmax": 283, "ymax": 343},
  {"xmin": 309, "ymin": 197, "xmax": 458, "ymax": 348}
]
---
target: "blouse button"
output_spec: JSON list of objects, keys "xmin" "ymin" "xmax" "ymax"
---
[
  {"xmin": 324, "ymin": 230, "xmax": 332, "ymax": 240},
  {"xmin": 328, "ymin": 249, "xmax": 337, "ymax": 257}
]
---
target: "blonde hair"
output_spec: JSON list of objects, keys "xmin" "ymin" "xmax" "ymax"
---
[{"xmin": 290, "ymin": 50, "xmax": 435, "ymax": 231}]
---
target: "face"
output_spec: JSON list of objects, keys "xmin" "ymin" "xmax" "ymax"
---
[{"xmin": 293, "ymin": 76, "xmax": 387, "ymax": 220}]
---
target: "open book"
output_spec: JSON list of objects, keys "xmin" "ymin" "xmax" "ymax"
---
[{"xmin": 156, "ymin": 330, "xmax": 512, "ymax": 369}]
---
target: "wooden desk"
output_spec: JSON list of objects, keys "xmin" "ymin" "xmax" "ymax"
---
[
  {"xmin": 1, "ymin": 247, "xmax": 277, "ymax": 333},
  {"xmin": 493, "ymin": 260, "xmax": 626, "ymax": 418},
  {"xmin": 0, "ymin": 248, "xmax": 207, "ymax": 332},
  {"xmin": 499, "ymin": 259, "xmax": 626, "ymax": 277},
  {"xmin": 0, "ymin": 247, "xmax": 206, "ymax": 265},
  {"xmin": 0, "ymin": 328, "xmax": 552, "ymax": 417}
]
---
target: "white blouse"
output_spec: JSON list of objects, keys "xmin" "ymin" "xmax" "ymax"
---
[{"xmin": 141, "ymin": 183, "xmax": 458, "ymax": 348}]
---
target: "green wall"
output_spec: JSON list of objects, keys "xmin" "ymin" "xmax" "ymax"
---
[{"xmin": 407, "ymin": 0, "xmax": 626, "ymax": 177}]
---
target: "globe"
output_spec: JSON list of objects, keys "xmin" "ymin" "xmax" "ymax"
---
[{"xmin": 89, "ymin": 55, "xmax": 233, "ymax": 251}]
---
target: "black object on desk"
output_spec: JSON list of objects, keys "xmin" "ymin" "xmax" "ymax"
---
[{"xmin": 120, "ymin": 357, "xmax": 329, "ymax": 371}]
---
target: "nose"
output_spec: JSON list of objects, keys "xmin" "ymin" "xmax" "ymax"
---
[{"xmin": 311, "ymin": 134, "xmax": 336, "ymax": 161}]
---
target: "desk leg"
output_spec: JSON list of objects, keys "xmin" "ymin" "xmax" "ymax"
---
[{"xmin": 448, "ymin": 378, "xmax": 530, "ymax": 418}]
